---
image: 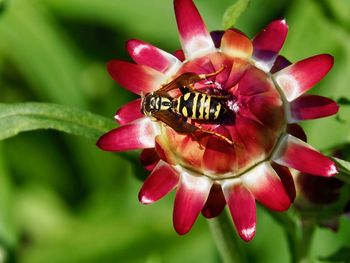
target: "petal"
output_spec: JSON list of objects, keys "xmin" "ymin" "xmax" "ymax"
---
[
  {"xmin": 289, "ymin": 94, "xmax": 339, "ymax": 123},
  {"xmin": 273, "ymin": 134, "xmax": 338, "ymax": 177},
  {"xmin": 210, "ymin": 30, "xmax": 225, "ymax": 48},
  {"xmin": 97, "ymin": 117, "xmax": 158, "ymax": 151},
  {"xmin": 220, "ymin": 29, "xmax": 253, "ymax": 59},
  {"xmin": 272, "ymin": 163, "xmax": 296, "ymax": 203},
  {"xmin": 140, "ymin": 148, "xmax": 160, "ymax": 171},
  {"xmin": 242, "ymin": 162, "xmax": 291, "ymax": 211},
  {"xmin": 202, "ymin": 126, "xmax": 237, "ymax": 174},
  {"xmin": 173, "ymin": 170, "xmax": 212, "ymax": 235},
  {"xmin": 270, "ymin": 55, "xmax": 291, "ymax": 74},
  {"xmin": 252, "ymin": 20, "xmax": 288, "ymax": 72},
  {"xmin": 202, "ymin": 184, "xmax": 226, "ymax": 218},
  {"xmin": 173, "ymin": 49, "xmax": 186, "ymax": 62},
  {"xmin": 286, "ymin": 124, "xmax": 307, "ymax": 142},
  {"xmin": 126, "ymin": 39, "xmax": 181, "ymax": 74},
  {"xmin": 115, "ymin": 99, "xmax": 143, "ymax": 125},
  {"xmin": 274, "ymin": 54, "xmax": 334, "ymax": 101},
  {"xmin": 174, "ymin": 0, "xmax": 215, "ymax": 59},
  {"xmin": 222, "ymin": 180, "xmax": 256, "ymax": 241},
  {"xmin": 139, "ymin": 161, "xmax": 179, "ymax": 204},
  {"xmin": 107, "ymin": 60, "xmax": 166, "ymax": 95}
]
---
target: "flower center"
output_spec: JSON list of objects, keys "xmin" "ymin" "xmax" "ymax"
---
[{"xmin": 156, "ymin": 52, "xmax": 286, "ymax": 179}]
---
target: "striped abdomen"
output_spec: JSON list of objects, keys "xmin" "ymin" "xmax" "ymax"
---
[{"xmin": 173, "ymin": 92, "xmax": 226, "ymax": 120}]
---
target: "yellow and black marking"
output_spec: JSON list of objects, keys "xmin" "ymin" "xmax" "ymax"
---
[
  {"xmin": 141, "ymin": 66, "xmax": 234, "ymax": 146},
  {"xmin": 174, "ymin": 92, "xmax": 226, "ymax": 121}
]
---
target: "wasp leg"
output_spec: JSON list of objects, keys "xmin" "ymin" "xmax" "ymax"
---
[
  {"xmin": 198, "ymin": 65, "xmax": 226, "ymax": 80},
  {"xmin": 196, "ymin": 128, "xmax": 234, "ymax": 146},
  {"xmin": 184, "ymin": 65, "xmax": 227, "ymax": 94},
  {"xmin": 158, "ymin": 72, "xmax": 201, "ymax": 93}
]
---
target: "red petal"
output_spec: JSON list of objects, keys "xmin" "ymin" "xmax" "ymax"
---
[
  {"xmin": 173, "ymin": 49, "xmax": 186, "ymax": 61},
  {"xmin": 107, "ymin": 60, "xmax": 166, "ymax": 95},
  {"xmin": 202, "ymin": 184, "xmax": 226, "ymax": 218},
  {"xmin": 140, "ymin": 148, "xmax": 160, "ymax": 171},
  {"xmin": 274, "ymin": 54, "xmax": 334, "ymax": 101},
  {"xmin": 242, "ymin": 162, "xmax": 291, "ymax": 211},
  {"xmin": 252, "ymin": 20, "xmax": 288, "ymax": 71},
  {"xmin": 174, "ymin": 0, "xmax": 215, "ymax": 58},
  {"xmin": 139, "ymin": 161, "xmax": 179, "ymax": 204},
  {"xmin": 173, "ymin": 171, "xmax": 212, "ymax": 235},
  {"xmin": 96, "ymin": 118, "xmax": 157, "ymax": 151},
  {"xmin": 223, "ymin": 181, "xmax": 256, "ymax": 241},
  {"xmin": 273, "ymin": 135, "xmax": 338, "ymax": 177},
  {"xmin": 289, "ymin": 94, "xmax": 339, "ymax": 122},
  {"xmin": 115, "ymin": 99, "xmax": 143, "ymax": 125},
  {"xmin": 126, "ymin": 39, "xmax": 181, "ymax": 73},
  {"xmin": 220, "ymin": 29, "xmax": 253, "ymax": 59},
  {"xmin": 272, "ymin": 163, "xmax": 296, "ymax": 203}
]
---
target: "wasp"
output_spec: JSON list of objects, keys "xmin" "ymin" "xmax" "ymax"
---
[{"xmin": 141, "ymin": 66, "xmax": 234, "ymax": 145}]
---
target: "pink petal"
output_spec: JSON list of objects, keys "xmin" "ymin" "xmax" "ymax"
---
[
  {"xmin": 273, "ymin": 134, "xmax": 338, "ymax": 177},
  {"xmin": 173, "ymin": 170, "xmax": 212, "ymax": 235},
  {"xmin": 270, "ymin": 55, "xmax": 291, "ymax": 74},
  {"xmin": 107, "ymin": 60, "xmax": 166, "ymax": 95},
  {"xmin": 126, "ymin": 39, "xmax": 181, "ymax": 73},
  {"xmin": 274, "ymin": 54, "xmax": 334, "ymax": 101},
  {"xmin": 174, "ymin": 0, "xmax": 215, "ymax": 58},
  {"xmin": 272, "ymin": 163, "xmax": 296, "ymax": 203},
  {"xmin": 139, "ymin": 161, "xmax": 179, "ymax": 204},
  {"xmin": 242, "ymin": 162, "xmax": 291, "ymax": 212},
  {"xmin": 289, "ymin": 94, "xmax": 339, "ymax": 122},
  {"xmin": 140, "ymin": 148, "xmax": 160, "ymax": 171},
  {"xmin": 96, "ymin": 117, "xmax": 158, "ymax": 151},
  {"xmin": 115, "ymin": 99, "xmax": 143, "ymax": 125},
  {"xmin": 202, "ymin": 184, "xmax": 226, "ymax": 218},
  {"xmin": 252, "ymin": 20, "xmax": 288, "ymax": 71},
  {"xmin": 220, "ymin": 29, "xmax": 253, "ymax": 59},
  {"xmin": 222, "ymin": 180, "xmax": 256, "ymax": 241}
]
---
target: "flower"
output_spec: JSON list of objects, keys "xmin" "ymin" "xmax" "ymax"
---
[
  {"xmin": 294, "ymin": 148, "xmax": 346, "ymax": 231},
  {"xmin": 97, "ymin": 0, "xmax": 339, "ymax": 241}
]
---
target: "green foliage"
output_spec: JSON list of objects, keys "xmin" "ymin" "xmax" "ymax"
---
[
  {"xmin": 222, "ymin": 0, "xmax": 250, "ymax": 29},
  {"xmin": 332, "ymin": 157, "xmax": 350, "ymax": 184},
  {"xmin": 319, "ymin": 246, "xmax": 350, "ymax": 262},
  {"xmin": 0, "ymin": 103, "xmax": 115, "ymax": 141}
]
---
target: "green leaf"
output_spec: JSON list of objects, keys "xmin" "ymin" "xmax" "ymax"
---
[
  {"xmin": 319, "ymin": 246, "xmax": 350, "ymax": 262},
  {"xmin": 0, "ymin": 102, "xmax": 115, "ymax": 141},
  {"xmin": 222, "ymin": 0, "xmax": 250, "ymax": 29},
  {"xmin": 331, "ymin": 157, "xmax": 350, "ymax": 184}
]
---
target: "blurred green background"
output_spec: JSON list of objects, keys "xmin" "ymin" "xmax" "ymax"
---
[{"xmin": 0, "ymin": 0, "xmax": 350, "ymax": 262}]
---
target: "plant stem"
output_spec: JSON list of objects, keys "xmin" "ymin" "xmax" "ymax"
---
[
  {"xmin": 294, "ymin": 218, "xmax": 315, "ymax": 263},
  {"xmin": 208, "ymin": 210, "xmax": 247, "ymax": 263}
]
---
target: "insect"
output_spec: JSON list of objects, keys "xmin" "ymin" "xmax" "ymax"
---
[{"xmin": 141, "ymin": 66, "xmax": 234, "ymax": 146}]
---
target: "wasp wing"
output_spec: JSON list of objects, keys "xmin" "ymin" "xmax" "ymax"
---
[
  {"xmin": 157, "ymin": 72, "xmax": 200, "ymax": 93},
  {"xmin": 153, "ymin": 110, "xmax": 198, "ymax": 134}
]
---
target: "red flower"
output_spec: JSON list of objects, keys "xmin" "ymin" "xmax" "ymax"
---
[{"xmin": 97, "ymin": 0, "xmax": 339, "ymax": 241}]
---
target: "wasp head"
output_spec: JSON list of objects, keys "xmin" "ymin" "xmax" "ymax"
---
[{"xmin": 141, "ymin": 93, "xmax": 160, "ymax": 116}]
